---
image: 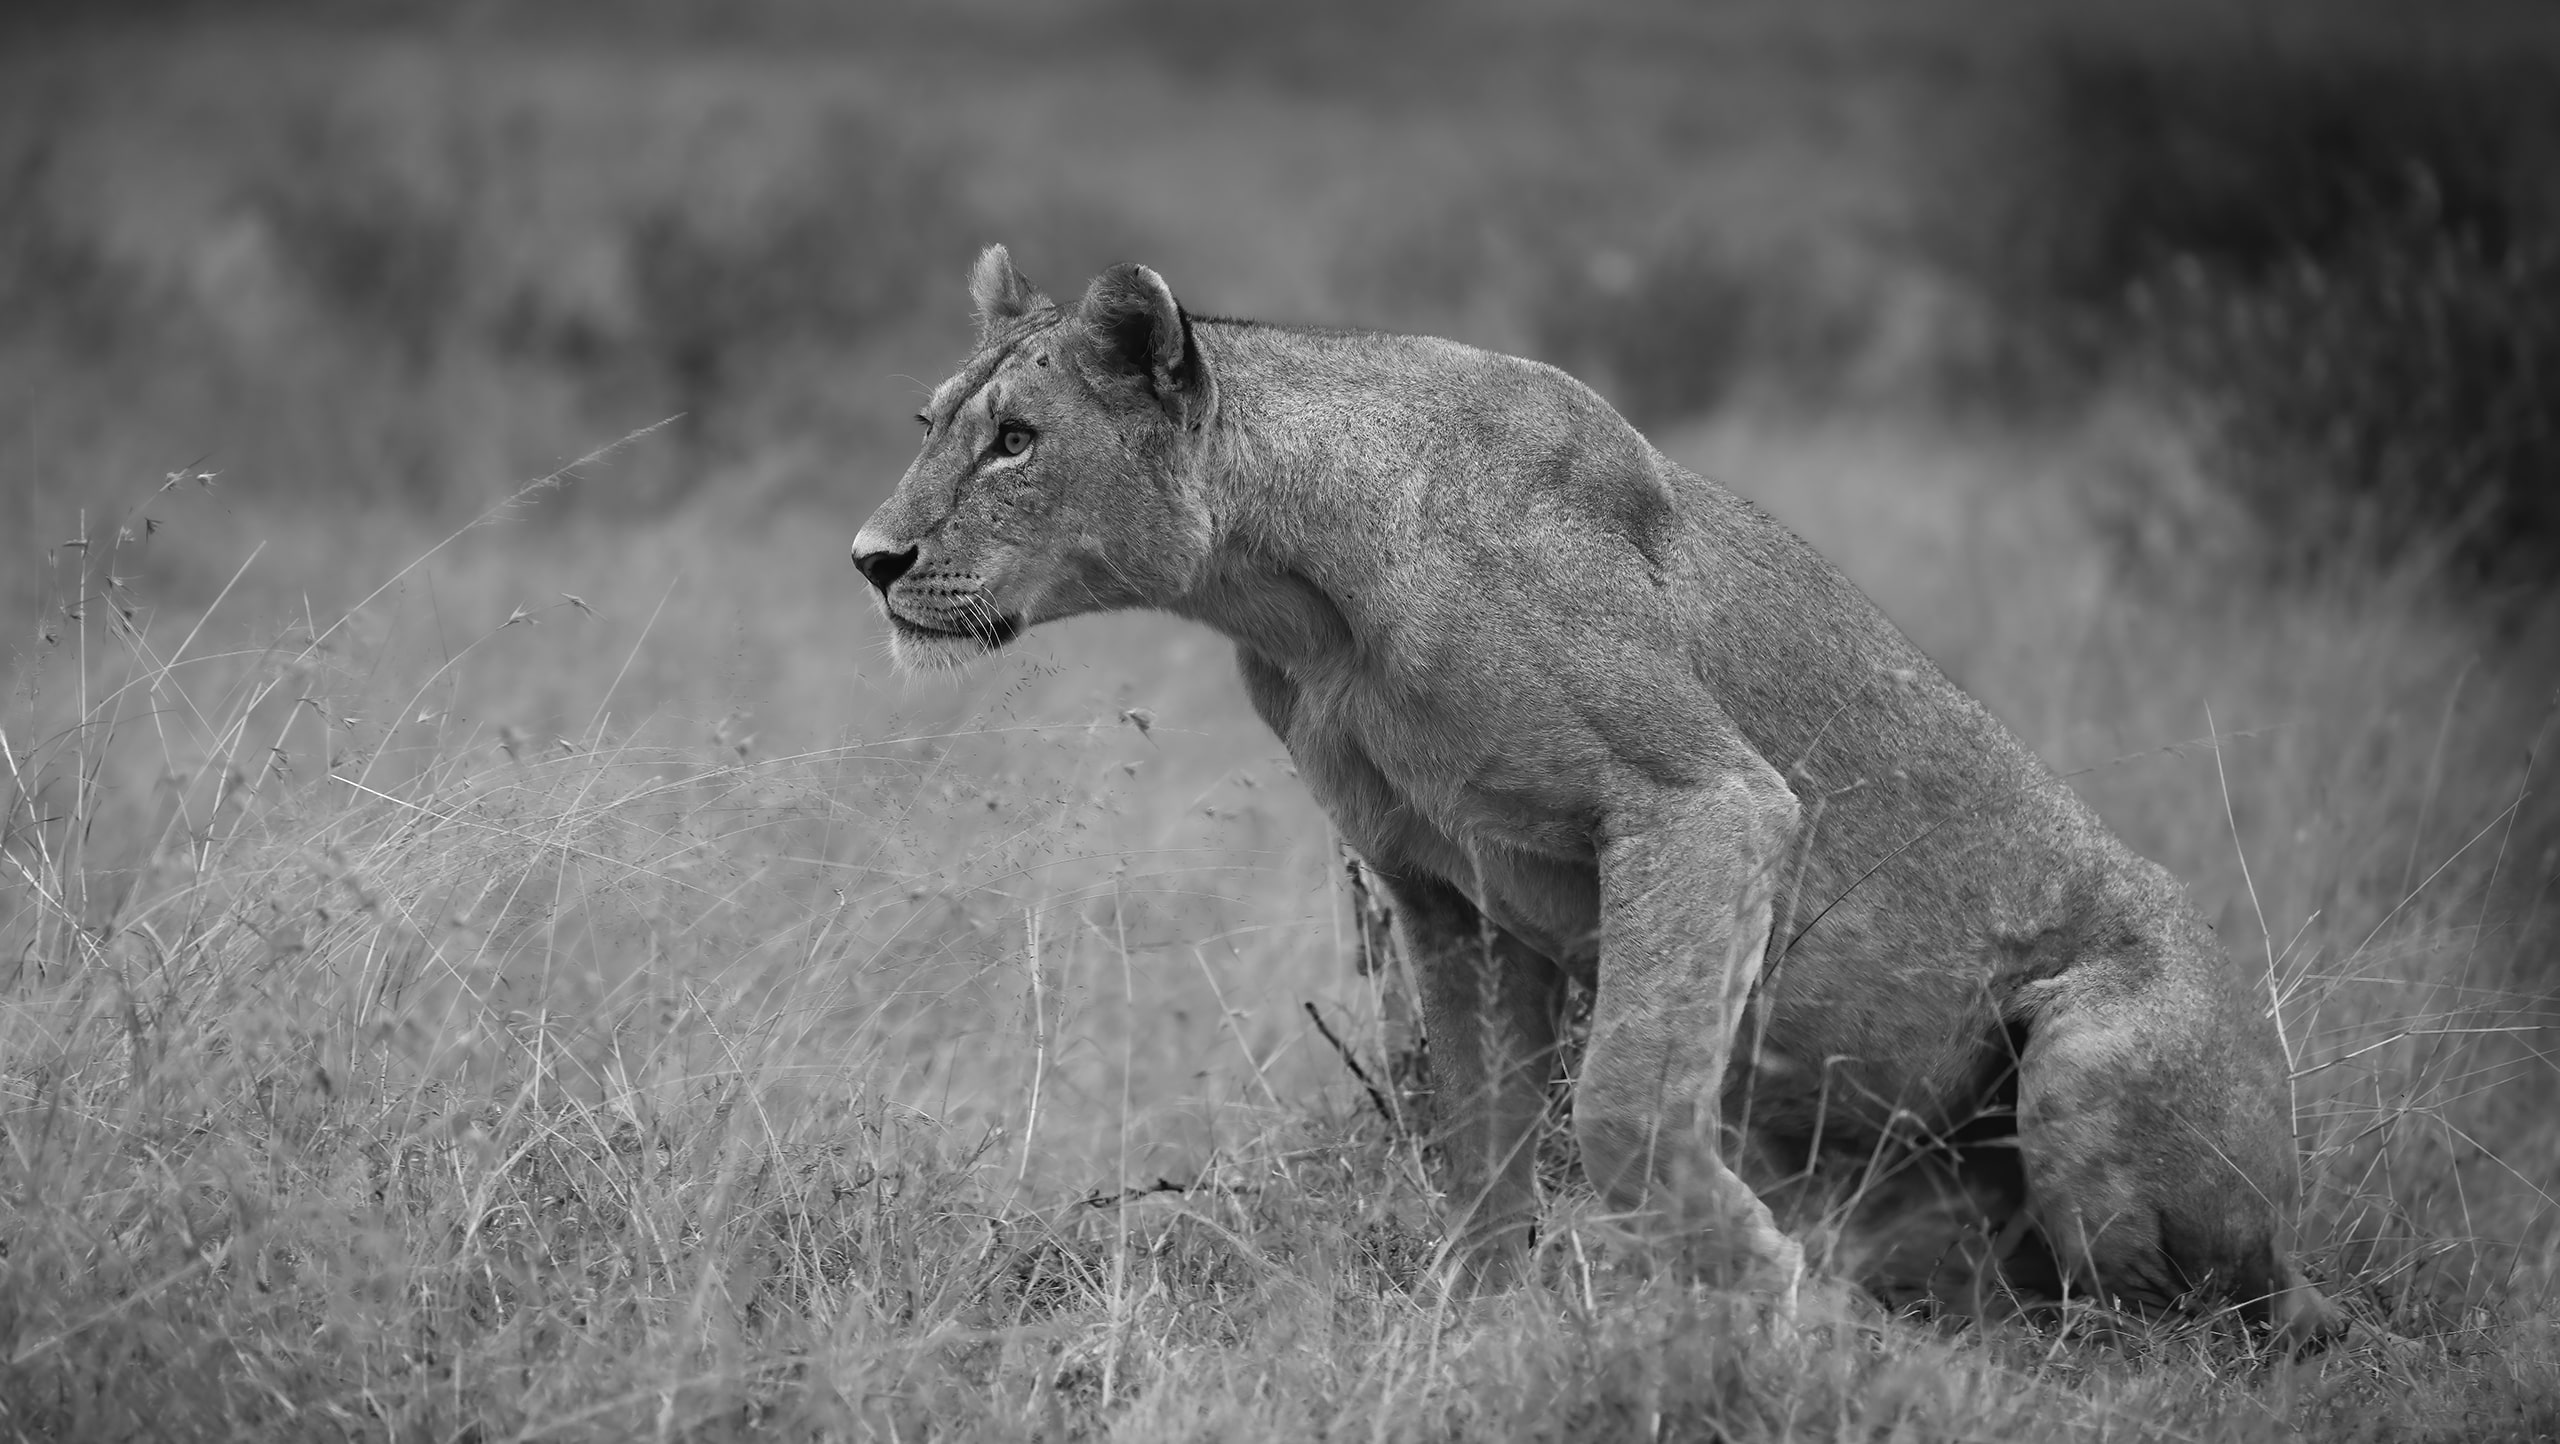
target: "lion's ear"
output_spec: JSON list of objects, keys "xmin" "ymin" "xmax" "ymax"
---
[
  {"xmin": 1078, "ymin": 262, "xmax": 1201, "ymax": 416},
  {"xmin": 969, "ymin": 244, "xmax": 1048, "ymax": 340}
]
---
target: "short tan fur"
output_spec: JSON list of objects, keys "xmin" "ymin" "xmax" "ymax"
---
[{"xmin": 851, "ymin": 247, "xmax": 2339, "ymax": 1345}]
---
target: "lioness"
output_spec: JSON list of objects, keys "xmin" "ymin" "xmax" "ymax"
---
[{"xmin": 851, "ymin": 246, "xmax": 2341, "ymax": 1345}]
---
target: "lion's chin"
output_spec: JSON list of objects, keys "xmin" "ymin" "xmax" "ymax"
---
[{"xmin": 883, "ymin": 610, "xmax": 1021, "ymax": 673}]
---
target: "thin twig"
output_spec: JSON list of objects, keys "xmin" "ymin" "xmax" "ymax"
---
[{"xmin": 1305, "ymin": 999, "xmax": 1397, "ymax": 1128}]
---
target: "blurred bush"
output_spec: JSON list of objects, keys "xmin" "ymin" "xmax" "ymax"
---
[
  {"xmin": 621, "ymin": 115, "xmax": 1009, "ymax": 456},
  {"xmin": 251, "ymin": 130, "xmax": 472, "ymax": 374},
  {"xmin": 1960, "ymin": 43, "xmax": 2552, "ymax": 324},
  {"xmin": 2130, "ymin": 232, "xmax": 2560, "ymax": 594},
  {"xmin": 0, "ymin": 60, "xmax": 1086, "ymax": 519},
  {"xmin": 0, "ymin": 143, "xmax": 138, "ymax": 359},
  {"xmin": 1340, "ymin": 182, "xmax": 1877, "ymax": 428},
  {"xmin": 1941, "ymin": 34, "xmax": 2560, "ymax": 591},
  {"xmin": 1528, "ymin": 239, "xmax": 1861, "ymax": 428}
]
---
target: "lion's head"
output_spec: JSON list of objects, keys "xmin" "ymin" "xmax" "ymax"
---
[{"xmin": 850, "ymin": 247, "xmax": 1216, "ymax": 671}]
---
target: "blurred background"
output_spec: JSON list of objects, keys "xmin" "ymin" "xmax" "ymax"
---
[
  {"xmin": 10, "ymin": 0, "xmax": 2560, "ymax": 640},
  {"xmin": 8, "ymin": 0, "xmax": 2557, "ymax": 562},
  {"xmin": 5, "ymin": 0, "xmax": 2558, "ymax": 1178}
]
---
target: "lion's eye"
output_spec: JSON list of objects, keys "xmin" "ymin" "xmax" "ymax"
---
[
  {"xmin": 915, "ymin": 413, "xmax": 931, "ymax": 432},
  {"xmin": 999, "ymin": 426, "xmax": 1034, "ymax": 457}
]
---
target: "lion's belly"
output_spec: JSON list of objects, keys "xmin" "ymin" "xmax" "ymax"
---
[{"xmin": 1471, "ymin": 848, "xmax": 1604, "ymax": 977}]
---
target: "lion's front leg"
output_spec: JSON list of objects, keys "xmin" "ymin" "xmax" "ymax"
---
[
  {"xmin": 1580, "ymin": 769, "xmax": 1805, "ymax": 1294},
  {"xmin": 1370, "ymin": 869, "xmax": 1565, "ymax": 1293}
]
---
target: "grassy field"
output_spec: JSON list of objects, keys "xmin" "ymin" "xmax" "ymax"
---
[{"xmin": 5, "ymin": 5, "xmax": 2558, "ymax": 1440}]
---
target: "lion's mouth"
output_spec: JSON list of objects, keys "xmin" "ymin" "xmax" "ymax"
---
[{"xmin": 885, "ymin": 607, "xmax": 1022, "ymax": 648}]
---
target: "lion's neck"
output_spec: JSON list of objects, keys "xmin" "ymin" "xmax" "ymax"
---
[{"xmin": 1166, "ymin": 322, "xmax": 1416, "ymax": 670}]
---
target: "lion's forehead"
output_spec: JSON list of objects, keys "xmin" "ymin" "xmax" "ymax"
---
[
  {"xmin": 927, "ymin": 321, "xmax": 1070, "ymax": 425},
  {"xmin": 925, "ymin": 371, "xmax": 970, "ymax": 417},
  {"xmin": 926, "ymin": 365, "xmax": 999, "ymax": 425}
]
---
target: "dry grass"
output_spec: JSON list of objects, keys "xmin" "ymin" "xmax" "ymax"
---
[
  {"xmin": 4, "ymin": 8, "xmax": 2556, "ymax": 1438},
  {"xmin": 4, "ymin": 412, "xmax": 2554, "ymax": 1443}
]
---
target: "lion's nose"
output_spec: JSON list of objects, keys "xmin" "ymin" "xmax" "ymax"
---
[{"xmin": 852, "ymin": 542, "xmax": 919, "ymax": 594}]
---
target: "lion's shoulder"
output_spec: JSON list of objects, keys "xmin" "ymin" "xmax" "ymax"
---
[{"xmin": 1193, "ymin": 317, "xmax": 1668, "ymax": 528}]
